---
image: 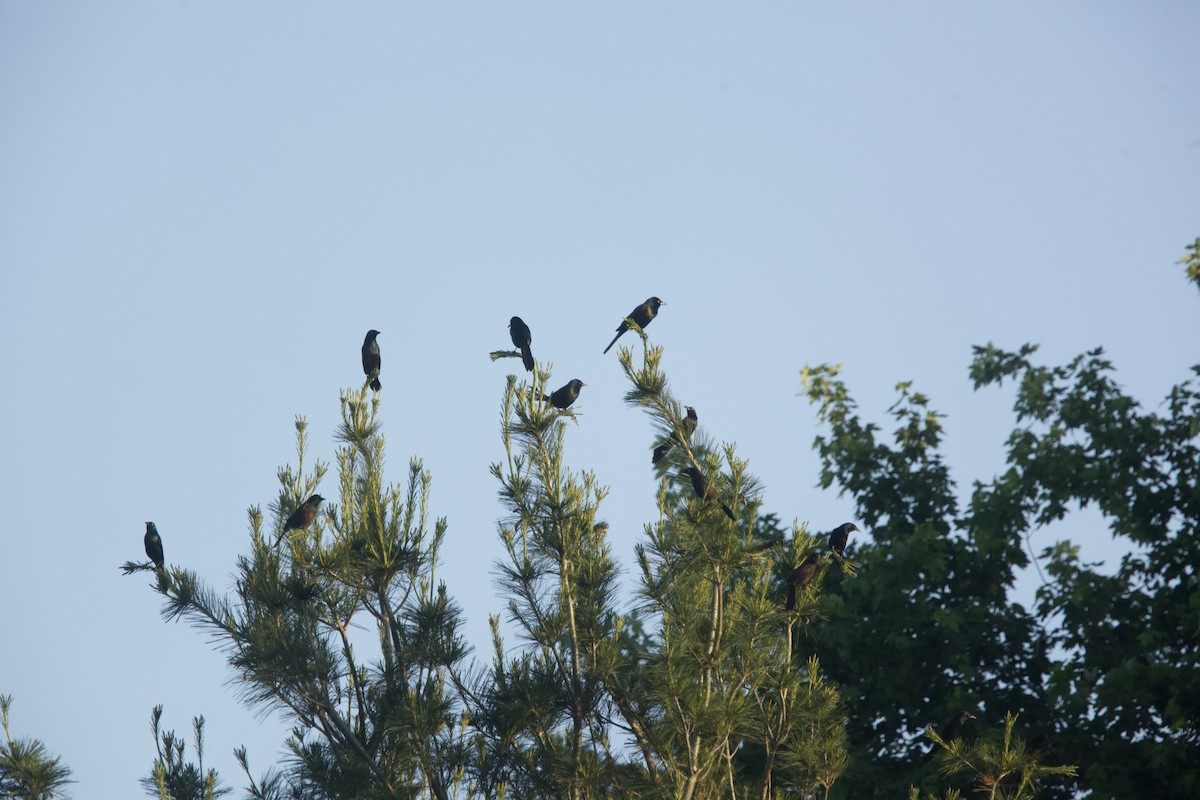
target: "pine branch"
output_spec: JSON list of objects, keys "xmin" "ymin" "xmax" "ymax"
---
[{"xmin": 0, "ymin": 695, "xmax": 74, "ymax": 800}]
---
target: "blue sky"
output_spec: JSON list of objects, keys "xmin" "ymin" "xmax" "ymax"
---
[{"xmin": 1, "ymin": 2, "xmax": 1197, "ymax": 796}]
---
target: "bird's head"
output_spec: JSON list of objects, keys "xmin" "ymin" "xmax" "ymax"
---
[
  {"xmin": 647, "ymin": 297, "xmax": 665, "ymax": 308},
  {"xmin": 509, "ymin": 317, "xmax": 522, "ymax": 328},
  {"xmin": 685, "ymin": 406, "xmax": 697, "ymax": 417},
  {"xmin": 367, "ymin": 329, "xmax": 380, "ymax": 338},
  {"xmin": 145, "ymin": 522, "xmax": 157, "ymax": 533},
  {"xmin": 309, "ymin": 494, "xmax": 326, "ymax": 505},
  {"xmin": 845, "ymin": 523, "xmax": 860, "ymax": 533}
]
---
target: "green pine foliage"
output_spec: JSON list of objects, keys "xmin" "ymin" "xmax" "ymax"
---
[
  {"xmin": 472, "ymin": 368, "xmax": 622, "ymax": 798},
  {"xmin": 130, "ymin": 339, "xmax": 853, "ymax": 799},
  {"xmin": 0, "ymin": 696, "xmax": 73, "ymax": 800},
  {"xmin": 140, "ymin": 390, "xmax": 473, "ymax": 800},
  {"xmin": 617, "ymin": 340, "xmax": 848, "ymax": 799},
  {"xmin": 1180, "ymin": 236, "xmax": 1200, "ymax": 292},
  {"xmin": 470, "ymin": 340, "xmax": 849, "ymax": 799},
  {"xmin": 141, "ymin": 707, "xmax": 228, "ymax": 800},
  {"xmin": 121, "ymin": 246, "xmax": 1196, "ymax": 799},
  {"xmin": 925, "ymin": 712, "xmax": 1076, "ymax": 800}
]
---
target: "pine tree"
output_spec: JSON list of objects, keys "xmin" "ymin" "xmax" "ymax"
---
[
  {"xmin": 469, "ymin": 368, "xmax": 622, "ymax": 798},
  {"xmin": 0, "ymin": 695, "xmax": 73, "ymax": 800},
  {"xmin": 618, "ymin": 340, "xmax": 849, "ymax": 799},
  {"xmin": 141, "ymin": 707, "xmax": 228, "ymax": 800},
  {"xmin": 130, "ymin": 387, "xmax": 473, "ymax": 799},
  {"xmin": 469, "ymin": 336, "xmax": 850, "ymax": 799},
  {"xmin": 919, "ymin": 712, "xmax": 1076, "ymax": 800}
]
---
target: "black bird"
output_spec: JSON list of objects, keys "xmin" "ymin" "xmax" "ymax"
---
[
  {"xmin": 362, "ymin": 330, "xmax": 381, "ymax": 391},
  {"xmin": 653, "ymin": 406, "xmax": 698, "ymax": 464},
  {"xmin": 144, "ymin": 522, "xmax": 164, "ymax": 570},
  {"xmin": 926, "ymin": 710, "xmax": 976, "ymax": 761},
  {"xmin": 604, "ymin": 296, "xmax": 665, "ymax": 354},
  {"xmin": 785, "ymin": 552, "xmax": 821, "ymax": 611},
  {"xmin": 828, "ymin": 522, "xmax": 860, "ymax": 557},
  {"xmin": 937, "ymin": 711, "xmax": 976, "ymax": 744},
  {"xmin": 683, "ymin": 466, "xmax": 735, "ymax": 521},
  {"xmin": 545, "ymin": 379, "xmax": 585, "ymax": 410},
  {"xmin": 509, "ymin": 316, "xmax": 534, "ymax": 372},
  {"xmin": 283, "ymin": 494, "xmax": 325, "ymax": 533}
]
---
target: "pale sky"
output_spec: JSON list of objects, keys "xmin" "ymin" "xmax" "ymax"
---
[{"xmin": 1, "ymin": 2, "xmax": 1197, "ymax": 796}]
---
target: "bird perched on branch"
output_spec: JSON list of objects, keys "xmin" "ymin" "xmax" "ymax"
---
[
  {"xmin": 938, "ymin": 710, "xmax": 976, "ymax": 743},
  {"xmin": 144, "ymin": 522, "xmax": 164, "ymax": 570},
  {"xmin": 925, "ymin": 710, "xmax": 976, "ymax": 761},
  {"xmin": 828, "ymin": 522, "xmax": 860, "ymax": 557},
  {"xmin": 683, "ymin": 466, "xmax": 735, "ymax": 521},
  {"xmin": 785, "ymin": 552, "xmax": 821, "ymax": 610},
  {"xmin": 604, "ymin": 296, "xmax": 665, "ymax": 354},
  {"xmin": 653, "ymin": 406, "xmax": 697, "ymax": 464},
  {"xmin": 361, "ymin": 330, "xmax": 381, "ymax": 391},
  {"xmin": 508, "ymin": 316, "xmax": 534, "ymax": 372},
  {"xmin": 283, "ymin": 494, "xmax": 325, "ymax": 533},
  {"xmin": 545, "ymin": 379, "xmax": 585, "ymax": 410}
]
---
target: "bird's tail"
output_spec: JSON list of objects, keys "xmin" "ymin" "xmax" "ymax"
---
[
  {"xmin": 786, "ymin": 585, "xmax": 797, "ymax": 611},
  {"xmin": 370, "ymin": 377, "xmax": 382, "ymax": 391},
  {"xmin": 652, "ymin": 443, "xmax": 671, "ymax": 464},
  {"xmin": 521, "ymin": 345, "xmax": 534, "ymax": 372},
  {"xmin": 721, "ymin": 502, "xmax": 736, "ymax": 522},
  {"xmin": 603, "ymin": 331, "xmax": 622, "ymax": 354}
]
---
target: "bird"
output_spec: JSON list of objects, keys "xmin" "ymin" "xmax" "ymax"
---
[
  {"xmin": 283, "ymin": 494, "xmax": 325, "ymax": 533},
  {"xmin": 937, "ymin": 710, "xmax": 976, "ymax": 744},
  {"xmin": 144, "ymin": 522, "xmax": 164, "ymax": 570},
  {"xmin": 653, "ymin": 406, "xmax": 698, "ymax": 464},
  {"xmin": 828, "ymin": 522, "xmax": 860, "ymax": 557},
  {"xmin": 362, "ymin": 330, "xmax": 381, "ymax": 391},
  {"xmin": 509, "ymin": 316, "xmax": 534, "ymax": 372},
  {"xmin": 604, "ymin": 296, "xmax": 665, "ymax": 354},
  {"xmin": 925, "ymin": 710, "xmax": 977, "ymax": 761},
  {"xmin": 683, "ymin": 466, "xmax": 735, "ymax": 521},
  {"xmin": 785, "ymin": 552, "xmax": 821, "ymax": 610},
  {"xmin": 545, "ymin": 379, "xmax": 585, "ymax": 410}
]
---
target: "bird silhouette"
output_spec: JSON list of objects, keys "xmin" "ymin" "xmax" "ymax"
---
[
  {"xmin": 144, "ymin": 522, "xmax": 164, "ymax": 570},
  {"xmin": 545, "ymin": 379, "xmax": 585, "ymax": 410},
  {"xmin": 938, "ymin": 710, "xmax": 976, "ymax": 743},
  {"xmin": 362, "ymin": 330, "xmax": 381, "ymax": 391},
  {"xmin": 785, "ymin": 552, "xmax": 821, "ymax": 610},
  {"xmin": 828, "ymin": 522, "xmax": 860, "ymax": 557},
  {"xmin": 283, "ymin": 494, "xmax": 325, "ymax": 533},
  {"xmin": 509, "ymin": 316, "xmax": 534, "ymax": 371},
  {"xmin": 925, "ymin": 710, "xmax": 977, "ymax": 761},
  {"xmin": 653, "ymin": 406, "xmax": 697, "ymax": 464},
  {"xmin": 604, "ymin": 297, "xmax": 665, "ymax": 353},
  {"xmin": 683, "ymin": 466, "xmax": 735, "ymax": 521}
]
